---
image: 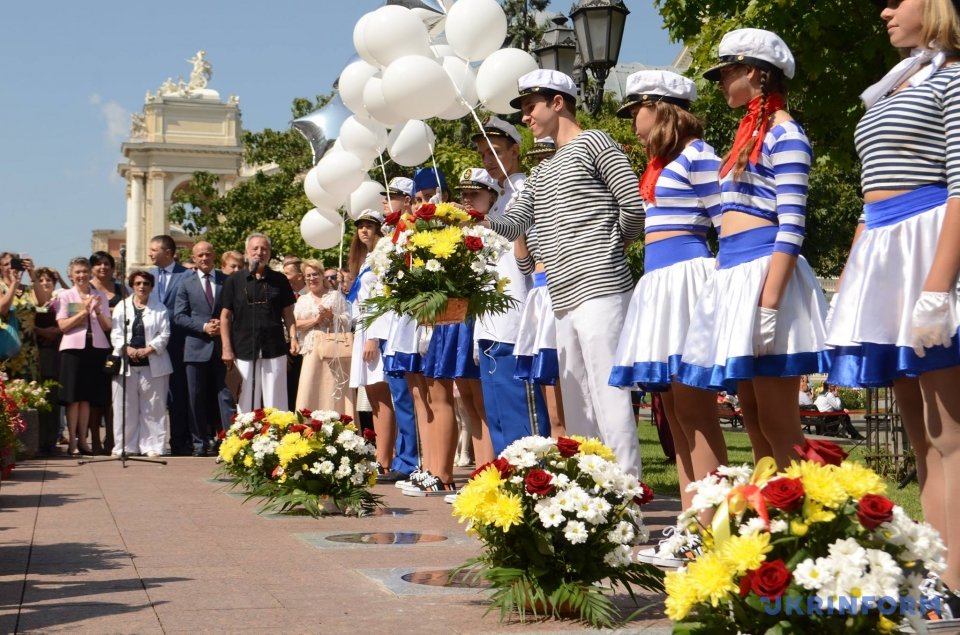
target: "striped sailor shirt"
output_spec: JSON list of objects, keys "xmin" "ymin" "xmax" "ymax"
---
[
  {"xmin": 719, "ymin": 120, "xmax": 813, "ymax": 257},
  {"xmin": 488, "ymin": 129, "xmax": 645, "ymax": 312},
  {"xmin": 857, "ymin": 64, "xmax": 960, "ymax": 198},
  {"xmin": 646, "ymin": 139, "xmax": 722, "ymax": 235}
]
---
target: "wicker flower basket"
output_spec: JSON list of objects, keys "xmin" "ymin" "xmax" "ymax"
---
[{"xmin": 433, "ymin": 297, "xmax": 469, "ymax": 326}]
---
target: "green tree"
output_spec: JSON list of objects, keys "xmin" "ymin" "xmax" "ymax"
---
[
  {"xmin": 655, "ymin": 0, "xmax": 899, "ymax": 275},
  {"xmin": 501, "ymin": 0, "xmax": 550, "ymax": 51}
]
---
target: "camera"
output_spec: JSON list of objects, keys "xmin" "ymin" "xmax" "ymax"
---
[{"xmin": 10, "ymin": 257, "xmax": 25, "ymax": 272}]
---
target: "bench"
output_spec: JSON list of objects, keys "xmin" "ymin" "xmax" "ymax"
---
[
  {"xmin": 800, "ymin": 409, "xmax": 850, "ymax": 437},
  {"xmin": 717, "ymin": 403, "xmax": 743, "ymax": 428}
]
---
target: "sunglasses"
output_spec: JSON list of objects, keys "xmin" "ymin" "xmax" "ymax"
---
[{"xmin": 325, "ymin": 275, "xmax": 339, "ymax": 281}]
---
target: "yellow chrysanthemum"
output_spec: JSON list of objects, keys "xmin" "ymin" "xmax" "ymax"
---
[
  {"xmin": 784, "ymin": 461, "xmax": 848, "ymax": 509},
  {"xmin": 718, "ymin": 533, "xmax": 771, "ymax": 575},
  {"xmin": 428, "ymin": 226, "xmax": 463, "ymax": 260},
  {"xmin": 243, "ymin": 455, "xmax": 254, "ymax": 468},
  {"xmin": 664, "ymin": 570, "xmax": 699, "ymax": 621},
  {"xmin": 412, "ymin": 257, "xmax": 425, "ymax": 268},
  {"xmin": 452, "ymin": 482, "xmax": 498, "ymax": 524},
  {"xmin": 267, "ymin": 411, "xmax": 298, "ymax": 428},
  {"xmin": 835, "ymin": 461, "xmax": 887, "ymax": 499},
  {"xmin": 470, "ymin": 464, "xmax": 505, "ymax": 492},
  {"xmin": 790, "ymin": 519, "xmax": 809, "ymax": 536},
  {"xmin": 276, "ymin": 432, "xmax": 312, "ymax": 468},
  {"xmin": 382, "ymin": 284, "xmax": 392, "ymax": 297},
  {"xmin": 495, "ymin": 276, "xmax": 510, "ymax": 293},
  {"xmin": 576, "ymin": 438, "xmax": 617, "ymax": 461},
  {"xmin": 802, "ymin": 499, "xmax": 836, "ymax": 524},
  {"xmin": 685, "ymin": 551, "xmax": 738, "ymax": 607},
  {"xmin": 218, "ymin": 436, "xmax": 249, "ymax": 463},
  {"xmin": 489, "ymin": 491, "xmax": 523, "ymax": 531},
  {"xmin": 410, "ymin": 231, "xmax": 437, "ymax": 250},
  {"xmin": 435, "ymin": 202, "xmax": 470, "ymax": 223}
]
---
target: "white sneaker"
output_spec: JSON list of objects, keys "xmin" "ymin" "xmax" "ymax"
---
[
  {"xmin": 443, "ymin": 492, "xmax": 459, "ymax": 504},
  {"xmin": 636, "ymin": 527, "xmax": 698, "ymax": 569},
  {"xmin": 396, "ymin": 468, "xmax": 426, "ymax": 490},
  {"xmin": 635, "ymin": 546, "xmax": 686, "ymax": 569}
]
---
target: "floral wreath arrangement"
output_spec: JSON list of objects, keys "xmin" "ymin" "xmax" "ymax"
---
[
  {"xmin": 664, "ymin": 439, "xmax": 948, "ymax": 634},
  {"xmin": 217, "ymin": 407, "xmax": 381, "ymax": 517},
  {"xmin": 0, "ymin": 374, "xmax": 26, "ymax": 480},
  {"xmin": 363, "ymin": 202, "xmax": 514, "ymax": 326},
  {"xmin": 451, "ymin": 435, "xmax": 664, "ymax": 627}
]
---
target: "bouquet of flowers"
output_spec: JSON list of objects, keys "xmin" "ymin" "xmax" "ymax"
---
[
  {"xmin": 1, "ymin": 374, "xmax": 56, "ymax": 413},
  {"xmin": 217, "ymin": 408, "xmax": 381, "ymax": 517},
  {"xmin": 0, "ymin": 374, "xmax": 26, "ymax": 480},
  {"xmin": 363, "ymin": 202, "xmax": 514, "ymax": 325},
  {"xmin": 664, "ymin": 440, "xmax": 947, "ymax": 634},
  {"xmin": 451, "ymin": 435, "xmax": 664, "ymax": 627}
]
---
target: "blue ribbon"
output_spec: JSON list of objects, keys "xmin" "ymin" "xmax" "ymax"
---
[{"xmin": 346, "ymin": 267, "xmax": 368, "ymax": 304}]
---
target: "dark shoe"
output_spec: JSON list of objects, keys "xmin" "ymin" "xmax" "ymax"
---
[
  {"xmin": 377, "ymin": 469, "xmax": 407, "ymax": 483},
  {"xmin": 192, "ymin": 448, "xmax": 210, "ymax": 457}
]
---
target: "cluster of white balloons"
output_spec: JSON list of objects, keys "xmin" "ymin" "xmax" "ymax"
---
[{"xmin": 300, "ymin": 0, "xmax": 540, "ymax": 250}]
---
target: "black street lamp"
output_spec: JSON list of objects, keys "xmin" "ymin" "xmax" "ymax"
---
[
  {"xmin": 569, "ymin": 0, "xmax": 630, "ymax": 116},
  {"xmin": 533, "ymin": 14, "xmax": 578, "ymax": 79}
]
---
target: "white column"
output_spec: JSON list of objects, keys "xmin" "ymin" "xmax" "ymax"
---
[
  {"xmin": 148, "ymin": 172, "xmax": 167, "ymax": 243},
  {"xmin": 127, "ymin": 172, "xmax": 145, "ymax": 272}
]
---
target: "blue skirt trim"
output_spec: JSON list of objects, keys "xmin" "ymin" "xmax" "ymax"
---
[
  {"xmin": 379, "ymin": 340, "xmax": 421, "ymax": 377},
  {"xmin": 717, "ymin": 225, "xmax": 777, "ymax": 269},
  {"xmin": 677, "ymin": 350, "xmax": 832, "ymax": 394},
  {"xmin": 864, "ymin": 184, "xmax": 947, "ymax": 230},
  {"xmin": 828, "ymin": 335, "xmax": 960, "ymax": 387},
  {"xmin": 514, "ymin": 349, "xmax": 559, "ymax": 385},
  {"xmin": 608, "ymin": 354, "xmax": 681, "ymax": 392},
  {"xmin": 644, "ymin": 235, "xmax": 712, "ymax": 274},
  {"xmin": 421, "ymin": 321, "xmax": 479, "ymax": 379}
]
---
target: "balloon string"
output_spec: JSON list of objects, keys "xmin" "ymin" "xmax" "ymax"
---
[{"xmin": 377, "ymin": 154, "xmax": 391, "ymax": 199}]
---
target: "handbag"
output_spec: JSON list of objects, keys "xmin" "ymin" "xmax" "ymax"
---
[
  {"xmin": 0, "ymin": 312, "xmax": 21, "ymax": 360},
  {"xmin": 103, "ymin": 354, "xmax": 122, "ymax": 376},
  {"xmin": 316, "ymin": 330, "xmax": 354, "ymax": 360}
]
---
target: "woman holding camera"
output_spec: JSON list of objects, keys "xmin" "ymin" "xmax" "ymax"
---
[{"xmin": 1, "ymin": 252, "xmax": 52, "ymax": 380}]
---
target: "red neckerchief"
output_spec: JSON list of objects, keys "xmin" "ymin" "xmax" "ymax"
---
[
  {"xmin": 719, "ymin": 92, "xmax": 787, "ymax": 178},
  {"xmin": 638, "ymin": 155, "xmax": 665, "ymax": 203}
]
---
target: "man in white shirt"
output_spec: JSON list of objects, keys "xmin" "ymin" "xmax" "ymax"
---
[{"xmin": 814, "ymin": 383, "xmax": 863, "ymax": 439}]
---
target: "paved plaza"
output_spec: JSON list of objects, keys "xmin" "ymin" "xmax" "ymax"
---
[{"xmin": 0, "ymin": 457, "xmax": 675, "ymax": 634}]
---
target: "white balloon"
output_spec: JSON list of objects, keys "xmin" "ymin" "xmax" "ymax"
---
[
  {"xmin": 352, "ymin": 13, "xmax": 378, "ymax": 67},
  {"xmin": 436, "ymin": 55, "xmax": 479, "ymax": 120},
  {"xmin": 429, "ymin": 43, "xmax": 457, "ymax": 60},
  {"xmin": 387, "ymin": 120, "xmax": 436, "ymax": 167},
  {"xmin": 300, "ymin": 208, "xmax": 344, "ymax": 250},
  {"xmin": 381, "ymin": 55, "xmax": 456, "ymax": 121},
  {"xmin": 476, "ymin": 48, "xmax": 540, "ymax": 114},
  {"xmin": 362, "ymin": 76, "xmax": 408, "ymax": 128},
  {"xmin": 363, "ymin": 6, "xmax": 431, "ymax": 68},
  {"xmin": 339, "ymin": 116, "xmax": 388, "ymax": 163},
  {"xmin": 445, "ymin": 0, "xmax": 508, "ymax": 62},
  {"xmin": 313, "ymin": 151, "xmax": 366, "ymax": 200},
  {"xmin": 304, "ymin": 166, "xmax": 344, "ymax": 209},
  {"xmin": 339, "ymin": 60, "xmax": 380, "ymax": 118},
  {"xmin": 347, "ymin": 180, "xmax": 386, "ymax": 220}
]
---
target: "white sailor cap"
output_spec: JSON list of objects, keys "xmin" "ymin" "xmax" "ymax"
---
[
  {"xmin": 458, "ymin": 168, "xmax": 502, "ymax": 195},
  {"xmin": 470, "ymin": 115, "xmax": 522, "ymax": 146},
  {"xmin": 616, "ymin": 70, "xmax": 697, "ymax": 118},
  {"xmin": 703, "ymin": 28, "xmax": 795, "ymax": 81},
  {"xmin": 380, "ymin": 176, "xmax": 414, "ymax": 198},
  {"xmin": 354, "ymin": 209, "xmax": 384, "ymax": 225},
  {"xmin": 528, "ymin": 137, "xmax": 556, "ymax": 158},
  {"xmin": 509, "ymin": 69, "xmax": 578, "ymax": 109}
]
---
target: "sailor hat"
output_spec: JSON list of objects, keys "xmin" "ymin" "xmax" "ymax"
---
[
  {"xmin": 616, "ymin": 70, "xmax": 697, "ymax": 118},
  {"xmin": 703, "ymin": 28, "xmax": 795, "ymax": 81},
  {"xmin": 509, "ymin": 69, "xmax": 578, "ymax": 109},
  {"xmin": 458, "ymin": 168, "xmax": 502, "ymax": 195},
  {"xmin": 528, "ymin": 137, "xmax": 556, "ymax": 158},
  {"xmin": 470, "ymin": 115, "xmax": 522, "ymax": 146},
  {"xmin": 380, "ymin": 176, "xmax": 414, "ymax": 198},
  {"xmin": 354, "ymin": 209, "xmax": 384, "ymax": 225}
]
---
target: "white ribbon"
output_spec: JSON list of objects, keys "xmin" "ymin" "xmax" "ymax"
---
[{"xmin": 861, "ymin": 48, "xmax": 947, "ymax": 109}]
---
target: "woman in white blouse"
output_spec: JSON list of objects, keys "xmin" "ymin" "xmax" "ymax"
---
[{"xmin": 294, "ymin": 259, "xmax": 352, "ymax": 413}]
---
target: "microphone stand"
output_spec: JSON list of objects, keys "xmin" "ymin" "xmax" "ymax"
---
[
  {"xmin": 81, "ymin": 246, "xmax": 166, "ymax": 467},
  {"xmin": 249, "ymin": 260, "xmax": 260, "ymax": 413}
]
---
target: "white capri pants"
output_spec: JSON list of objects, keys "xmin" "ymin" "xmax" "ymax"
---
[{"xmin": 112, "ymin": 367, "xmax": 169, "ymax": 455}]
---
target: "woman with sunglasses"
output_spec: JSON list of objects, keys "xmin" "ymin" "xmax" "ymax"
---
[
  {"xmin": 828, "ymin": 0, "xmax": 960, "ymax": 603},
  {"xmin": 110, "ymin": 270, "xmax": 172, "ymax": 457}
]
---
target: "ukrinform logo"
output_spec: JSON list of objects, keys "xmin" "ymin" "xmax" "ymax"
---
[{"xmin": 761, "ymin": 595, "xmax": 942, "ymax": 617}]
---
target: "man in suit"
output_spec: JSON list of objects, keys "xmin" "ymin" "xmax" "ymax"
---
[
  {"xmin": 148, "ymin": 234, "xmax": 190, "ymax": 455},
  {"xmin": 174, "ymin": 241, "xmax": 232, "ymax": 456}
]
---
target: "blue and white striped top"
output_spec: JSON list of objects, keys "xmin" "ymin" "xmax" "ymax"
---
[
  {"xmin": 720, "ymin": 121, "xmax": 813, "ymax": 256},
  {"xmin": 856, "ymin": 64, "xmax": 960, "ymax": 198},
  {"xmin": 646, "ymin": 139, "xmax": 722, "ymax": 235}
]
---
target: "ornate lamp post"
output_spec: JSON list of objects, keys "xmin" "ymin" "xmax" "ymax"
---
[
  {"xmin": 569, "ymin": 0, "xmax": 630, "ymax": 116},
  {"xmin": 533, "ymin": 14, "xmax": 578, "ymax": 79}
]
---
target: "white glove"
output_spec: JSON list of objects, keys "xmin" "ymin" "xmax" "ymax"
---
[
  {"xmin": 824, "ymin": 294, "xmax": 838, "ymax": 333},
  {"xmin": 910, "ymin": 291, "xmax": 957, "ymax": 358},
  {"xmin": 428, "ymin": 192, "xmax": 442, "ymax": 204},
  {"xmin": 472, "ymin": 341, "xmax": 480, "ymax": 366},
  {"xmin": 753, "ymin": 307, "xmax": 778, "ymax": 356}
]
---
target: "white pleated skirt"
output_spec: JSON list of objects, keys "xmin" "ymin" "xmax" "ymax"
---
[
  {"xmin": 382, "ymin": 313, "xmax": 424, "ymax": 375},
  {"xmin": 513, "ymin": 273, "xmax": 559, "ymax": 384},
  {"xmin": 610, "ymin": 235, "xmax": 715, "ymax": 391},
  {"xmin": 677, "ymin": 226, "xmax": 830, "ymax": 393},
  {"xmin": 827, "ymin": 185, "xmax": 960, "ymax": 387}
]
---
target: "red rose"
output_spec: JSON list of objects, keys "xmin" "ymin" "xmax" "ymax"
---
[
  {"xmin": 633, "ymin": 482, "xmax": 654, "ymax": 506},
  {"xmin": 241, "ymin": 431, "xmax": 255, "ymax": 440},
  {"xmin": 415, "ymin": 204, "xmax": 436, "ymax": 220},
  {"xmin": 857, "ymin": 494, "xmax": 895, "ymax": 530},
  {"xmin": 340, "ymin": 414, "xmax": 353, "ymax": 424},
  {"xmin": 217, "ymin": 429, "xmax": 226, "ymax": 440},
  {"xmin": 739, "ymin": 570, "xmax": 755, "ymax": 598},
  {"xmin": 309, "ymin": 421, "xmax": 323, "ymax": 432},
  {"xmin": 556, "ymin": 437, "xmax": 581, "ymax": 458},
  {"xmin": 362, "ymin": 428, "xmax": 377, "ymax": 442},
  {"xmin": 470, "ymin": 461, "xmax": 493, "ymax": 479},
  {"xmin": 471, "ymin": 457, "xmax": 513, "ymax": 479},
  {"xmin": 464, "ymin": 236, "xmax": 483, "ymax": 251},
  {"xmin": 384, "ymin": 210, "xmax": 402, "ymax": 226},
  {"xmin": 289, "ymin": 424, "xmax": 307, "ymax": 434},
  {"xmin": 230, "ymin": 413, "xmax": 238, "ymax": 422},
  {"xmin": 254, "ymin": 408, "xmax": 265, "ymax": 420},
  {"xmin": 749, "ymin": 560, "xmax": 792, "ymax": 600},
  {"xmin": 525, "ymin": 469, "xmax": 555, "ymax": 495},
  {"xmin": 467, "ymin": 209, "xmax": 485, "ymax": 222},
  {"xmin": 299, "ymin": 408, "xmax": 313, "ymax": 418},
  {"xmin": 762, "ymin": 477, "xmax": 805, "ymax": 512},
  {"xmin": 793, "ymin": 439, "xmax": 848, "ymax": 466}
]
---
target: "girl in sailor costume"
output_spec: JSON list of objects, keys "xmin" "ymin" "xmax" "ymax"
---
[
  {"xmin": 676, "ymin": 29, "xmax": 830, "ymax": 468},
  {"xmin": 828, "ymin": 0, "xmax": 960, "ymax": 600},
  {"xmin": 608, "ymin": 70, "xmax": 728, "ymax": 508}
]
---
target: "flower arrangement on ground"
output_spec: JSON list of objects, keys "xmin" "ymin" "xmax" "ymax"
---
[
  {"xmin": 664, "ymin": 439, "xmax": 947, "ymax": 634},
  {"xmin": 217, "ymin": 407, "xmax": 381, "ymax": 517},
  {"xmin": 1, "ymin": 374, "xmax": 56, "ymax": 413},
  {"xmin": 0, "ymin": 374, "xmax": 26, "ymax": 480},
  {"xmin": 363, "ymin": 202, "xmax": 514, "ymax": 325},
  {"xmin": 451, "ymin": 435, "xmax": 664, "ymax": 627}
]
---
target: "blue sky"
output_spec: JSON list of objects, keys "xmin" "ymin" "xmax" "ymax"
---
[{"xmin": 0, "ymin": 1, "xmax": 681, "ymax": 276}]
